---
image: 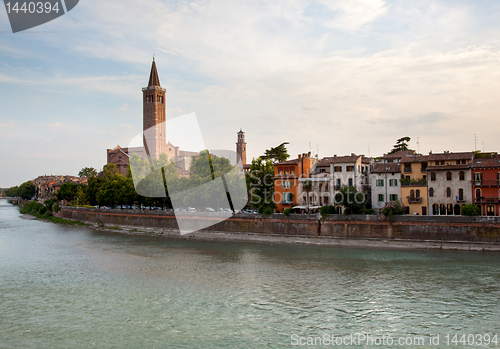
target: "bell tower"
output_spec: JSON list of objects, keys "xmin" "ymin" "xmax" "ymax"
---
[
  {"xmin": 142, "ymin": 58, "xmax": 167, "ymax": 159},
  {"xmin": 236, "ymin": 129, "xmax": 247, "ymax": 165}
]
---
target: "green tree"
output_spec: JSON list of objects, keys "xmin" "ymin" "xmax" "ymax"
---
[
  {"xmin": 261, "ymin": 142, "xmax": 290, "ymax": 163},
  {"xmin": 246, "ymin": 157, "xmax": 276, "ymax": 213},
  {"xmin": 57, "ymin": 182, "xmax": 82, "ymax": 203},
  {"xmin": 78, "ymin": 167, "xmax": 98, "ymax": 178},
  {"xmin": 334, "ymin": 186, "xmax": 366, "ymax": 215},
  {"xmin": 461, "ymin": 204, "xmax": 481, "ymax": 216},
  {"xmin": 5, "ymin": 186, "xmax": 19, "ymax": 197},
  {"xmin": 18, "ymin": 181, "xmax": 35, "ymax": 200},
  {"xmin": 388, "ymin": 137, "xmax": 411, "ymax": 154}
]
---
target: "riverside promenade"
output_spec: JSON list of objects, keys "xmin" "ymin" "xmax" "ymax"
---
[{"xmin": 56, "ymin": 207, "xmax": 500, "ymax": 252}]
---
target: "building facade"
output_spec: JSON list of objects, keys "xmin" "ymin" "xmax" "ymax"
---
[
  {"xmin": 472, "ymin": 154, "xmax": 500, "ymax": 216},
  {"xmin": 370, "ymin": 163, "xmax": 401, "ymax": 210},
  {"xmin": 273, "ymin": 152, "xmax": 316, "ymax": 212},
  {"xmin": 427, "ymin": 152, "xmax": 474, "ymax": 215},
  {"xmin": 400, "ymin": 153, "xmax": 429, "ymax": 215}
]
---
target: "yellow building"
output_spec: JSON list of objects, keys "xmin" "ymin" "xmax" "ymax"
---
[{"xmin": 400, "ymin": 154, "xmax": 429, "ymax": 215}]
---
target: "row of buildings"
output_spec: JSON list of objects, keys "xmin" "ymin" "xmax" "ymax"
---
[
  {"xmin": 272, "ymin": 150, "xmax": 500, "ymax": 217},
  {"xmin": 34, "ymin": 175, "xmax": 88, "ymax": 201}
]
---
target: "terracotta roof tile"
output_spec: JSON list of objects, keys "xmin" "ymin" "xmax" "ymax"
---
[{"xmin": 371, "ymin": 163, "xmax": 400, "ymax": 173}]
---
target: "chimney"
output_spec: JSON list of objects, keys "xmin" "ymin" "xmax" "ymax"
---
[
  {"xmin": 298, "ymin": 154, "xmax": 302, "ymax": 159},
  {"xmin": 308, "ymin": 151, "xmax": 311, "ymax": 157}
]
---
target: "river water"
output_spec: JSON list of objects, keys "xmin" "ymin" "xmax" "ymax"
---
[{"xmin": 1, "ymin": 199, "xmax": 500, "ymax": 348}]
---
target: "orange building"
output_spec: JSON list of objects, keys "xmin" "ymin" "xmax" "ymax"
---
[{"xmin": 273, "ymin": 152, "xmax": 316, "ymax": 212}]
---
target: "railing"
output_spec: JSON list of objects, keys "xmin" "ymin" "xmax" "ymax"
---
[
  {"xmin": 401, "ymin": 178, "xmax": 427, "ymax": 187},
  {"xmin": 404, "ymin": 168, "xmax": 412, "ymax": 173},
  {"xmin": 471, "ymin": 180, "xmax": 500, "ymax": 186},
  {"xmin": 473, "ymin": 197, "xmax": 500, "ymax": 204},
  {"xmin": 407, "ymin": 196, "xmax": 423, "ymax": 204},
  {"xmin": 457, "ymin": 197, "xmax": 465, "ymax": 202}
]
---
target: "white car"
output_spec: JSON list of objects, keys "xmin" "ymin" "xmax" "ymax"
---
[
  {"xmin": 187, "ymin": 207, "xmax": 196, "ymax": 212},
  {"xmin": 205, "ymin": 207, "xmax": 215, "ymax": 212}
]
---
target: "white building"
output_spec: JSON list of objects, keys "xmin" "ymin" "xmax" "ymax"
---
[
  {"xmin": 298, "ymin": 154, "xmax": 373, "ymax": 212},
  {"xmin": 370, "ymin": 162, "xmax": 401, "ymax": 210}
]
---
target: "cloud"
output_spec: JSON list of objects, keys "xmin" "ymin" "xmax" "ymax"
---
[
  {"xmin": 118, "ymin": 103, "xmax": 129, "ymax": 111},
  {"xmin": 0, "ymin": 122, "xmax": 14, "ymax": 128}
]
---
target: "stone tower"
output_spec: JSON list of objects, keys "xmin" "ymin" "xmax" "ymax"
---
[
  {"xmin": 236, "ymin": 129, "xmax": 247, "ymax": 165},
  {"xmin": 142, "ymin": 59, "xmax": 167, "ymax": 159}
]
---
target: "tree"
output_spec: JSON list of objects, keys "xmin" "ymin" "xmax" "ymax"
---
[
  {"xmin": 261, "ymin": 142, "xmax": 290, "ymax": 163},
  {"xmin": 302, "ymin": 180, "xmax": 312, "ymax": 211},
  {"xmin": 246, "ymin": 157, "xmax": 276, "ymax": 213},
  {"xmin": 79, "ymin": 167, "xmax": 97, "ymax": 178},
  {"xmin": 334, "ymin": 186, "xmax": 366, "ymax": 215},
  {"xmin": 18, "ymin": 181, "xmax": 35, "ymax": 200},
  {"xmin": 57, "ymin": 182, "xmax": 82, "ymax": 203},
  {"xmin": 461, "ymin": 204, "xmax": 481, "ymax": 216},
  {"xmin": 388, "ymin": 137, "xmax": 411, "ymax": 154},
  {"xmin": 5, "ymin": 186, "xmax": 19, "ymax": 197}
]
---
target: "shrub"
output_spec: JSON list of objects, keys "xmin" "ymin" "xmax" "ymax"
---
[
  {"xmin": 379, "ymin": 200, "xmax": 406, "ymax": 222},
  {"xmin": 261, "ymin": 206, "xmax": 274, "ymax": 216},
  {"xmin": 38, "ymin": 206, "xmax": 48, "ymax": 215},
  {"xmin": 52, "ymin": 203, "xmax": 60, "ymax": 213},
  {"xmin": 320, "ymin": 205, "xmax": 335, "ymax": 218},
  {"xmin": 283, "ymin": 208, "xmax": 291, "ymax": 216},
  {"xmin": 461, "ymin": 204, "xmax": 481, "ymax": 216},
  {"xmin": 42, "ymin": 211, "xmax": 53, "ymax": 219}
]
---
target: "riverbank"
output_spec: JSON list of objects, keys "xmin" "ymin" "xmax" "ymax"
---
[{"xmin": 54, "ymin": 207, "xmax": 500, "ymax": 252}]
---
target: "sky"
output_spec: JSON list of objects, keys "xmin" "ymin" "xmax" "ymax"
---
[{"xmin": 1, "ymin": 0, "xmax": 500, "ymax": 187}]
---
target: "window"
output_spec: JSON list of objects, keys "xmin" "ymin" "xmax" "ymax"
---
[
  {"xmin": 320, "ymin": 169, "xmax": 326, "ymax": 173},
  {"xmin": 404, "ymin": 164, "xmax": 412, "ymax": 173},
  {"xmin": 336, "ymin": 178, "xmax": 341, "ymax": 188},
  {"xmin": 410, "ymin": 189, "xmax": 415, "ymax": 197},
  {"xmin": 458, "ymin": 188, "xmax": 464, "ymax": 201},
  {"xmin": 334, "ymin": 166, "xmax": 342, "ymax": 172},
  {"xmin": 446, "ymin": 187, "xmax": 451, "ymax": 197},
  {"xmin": 378, "ymin": 194, "xmax": 384, "ymax": 202},
  {"xmin": 429, "ymin": 187, "xmax": 434, "ymax": 197},
  {"xmin": 389, "ymin": 179, "xmax": 398, "ymax": 186},
  {"xmin": 346, "ymin": 166, "xmax": 354, "ymax": 172},
  {"xmin": 476, "ymin": 188, "xmax": 481, "ymax": 198},
  {"xmin": 459, "ymin": 171, "xmax": 465, "ymax": 181},
  {"xmin": 325, "ymin": 184, "xmax": 329, "ymax": 191},
  {"xmin": 416, "ymin": 189, "xmax": 420, "ymax": 198},
  {"xmin": 462, "ymin": 160, "xmax": 467, "ymax": 164},
  {"xmin": 348, "ymin": 178, "xmax": 353, "ymax": 186},
  {"xmin": 430, "ymin": 172, "xmax": 436, "ymax": 181},
  {"xmin": 474, "ymin": 173, "xmax": 482, "ymax": 182},
  {"xmin": 456, "ymin": 160, "xmax": 461, "ymax": 165},
  {"xmin": 446, "ymin": 172, "xmax": 452, "ymax": 181},
  {"xmin": 282, "ymin": 180, "xmax": 292, "ymax": 188},
  {"xmin": 376, "ymin": 179, "xmax": 384, "ymax": 187},
  {"xmin": 389, "ymin": 194, "xmax": 398, "ymax": 201},
  {"xmin": 283, "ymin": 192, "xmax": 293, "ymax": 203},
  {"xmin": 441, "ymin": 161, "xmax": 445, "ymax": 165}
]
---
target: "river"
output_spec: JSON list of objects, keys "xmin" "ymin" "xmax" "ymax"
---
[{"xmin": 1, "ymin": 199, "xmax": 500, "ymax": 348}]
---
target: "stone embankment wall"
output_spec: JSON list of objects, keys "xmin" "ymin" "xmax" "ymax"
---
[{"xmin": 58, "ymin": 207, "xmax": 500, "ymax": 243}]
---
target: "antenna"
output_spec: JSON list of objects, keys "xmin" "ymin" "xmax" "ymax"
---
[
  {"xmin": 368, "ymin": 143, "xmax": 370, "ymax": 157},
  {"xmin": 417, "ymin": 137, "xmax": 420, "ymax": 154},
  {"xmin": 474, "ymin": 134, "xmax": 477, "ymax": 151},
  {"xmin": 316, "ymin": 144, "xmax": 320, "ymax": 159}
]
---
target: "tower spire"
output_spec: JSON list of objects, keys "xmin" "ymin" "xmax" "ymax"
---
[{"xmin": 148, "ymin": 58, "xmax": 161, "ymax": 87}]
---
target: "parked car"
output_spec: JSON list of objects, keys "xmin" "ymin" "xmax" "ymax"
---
[
  {"xmin": 187, "ymin": 207, "xmax": 196, "ymax": 212},
  {"xmin": 205, "ymin": 207, "xmax": 215, "ymax": 212}
]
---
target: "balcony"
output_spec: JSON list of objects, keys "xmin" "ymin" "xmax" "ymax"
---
[
  {"xmin": 457, "ymin": 197, "xmax": 465, "ymax": 203},
  {"xmin": 473, "ymin": 197, "xmax": 500, "ymax": 204},
  {"xmin": 471, "ymin": 180, "xmax": 500, "ymax": 187},
  {"xmin": 404, "ymin": 168, "xmax": 412, "ymax": 173},
  {"xmin": 407, "ymin": 196, "xmax": 423, "ymax": 204},
  {"xmin": 401, "ymin": 178, "xmax": 427, "ymax": 187}
]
